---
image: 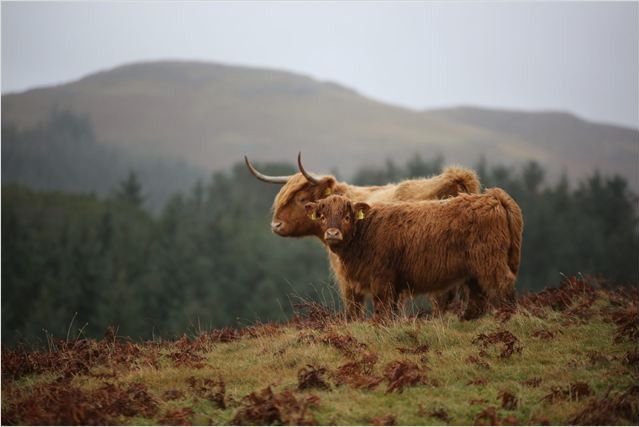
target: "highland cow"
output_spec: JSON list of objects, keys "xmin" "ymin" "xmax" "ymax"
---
[
  {"xmin": 245, "ymin": 153, "xmax": 481, "ymax": 318},
  {"xmin": 304, "ymin": 191, "xmax": 523, "ymax": 320}
]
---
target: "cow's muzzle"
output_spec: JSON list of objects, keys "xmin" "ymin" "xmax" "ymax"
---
[
  {"xmin": 271, "ymin": 220, "xmax": 287, "ymax": 235},
  {"xmin": 324, "ymin": 228, "xmax": 343, "ymax": 243}
]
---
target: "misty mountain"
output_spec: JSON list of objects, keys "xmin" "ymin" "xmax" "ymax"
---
[
  {"xmin": 429, "ymin": 106, "xmax": 639, "ymax": 188},
  {"xmin": 1, "ymin": 110, "xmax": 204, "ymax": 211},
  {"xmin": 3, "ymin": 60, "xmax": 638, "ymax": 191}
]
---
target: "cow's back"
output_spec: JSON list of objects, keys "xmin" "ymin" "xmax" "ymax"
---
[{"xmin": 357, "ymin": 166, "xmax": 480, "ymax": 205}]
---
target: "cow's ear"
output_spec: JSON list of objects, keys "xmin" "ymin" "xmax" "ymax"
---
[
  {"xmin": 321, "ymin": 177, "xmax": 336, "ymax": 196},
  {"xmin": 305, "ymin": 202, "xmax": 319, "ymax": 220},
  {"xmin": 353, "ymin": 202, "xmax": 371, "ymax": 220}
]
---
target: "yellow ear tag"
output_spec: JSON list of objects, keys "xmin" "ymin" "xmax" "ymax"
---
[
  {"xmin": 356, "ymin": 210, "xmax": 365, "ymax": 220},
  {"xmin": 310, "ymin": 211, "xmax": 318, "ymax": 220},
  {"xmin": 324, "ymin": 188, "xmax": 332, "ymax": 196}
]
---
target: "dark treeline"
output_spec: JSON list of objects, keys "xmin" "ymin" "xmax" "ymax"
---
[
  {"xmin": 2, "ymin": 163, "xmax": 330, "ymax": 346},
  {"xmin": 3, "ymin": 155, "xmax": 638, "ymax": 347}
]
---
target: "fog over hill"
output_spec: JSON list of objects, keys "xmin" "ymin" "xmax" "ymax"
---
[{"xmin": 3, "ymin": 60, "xmax": 638, "ymax": 191}]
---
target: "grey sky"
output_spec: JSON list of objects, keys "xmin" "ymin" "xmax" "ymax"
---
[{"xmin": 2, "ymin": 1, "xmax": 638, "ymax": 128}]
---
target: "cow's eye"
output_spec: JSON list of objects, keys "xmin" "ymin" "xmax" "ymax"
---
[
  {"xmin": 298, "ymin": 197, "xmax": 307, "ymax": 203},
  {"xmin": 344, "ymin": 215, "xmax": 351, "ymax": 222}
]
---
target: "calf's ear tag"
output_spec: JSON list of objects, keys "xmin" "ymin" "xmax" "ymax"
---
[
  {"xmin": 310, "ymin": 211, "xmax": 318, "ymax": 220},
  {"xmin": 356, "ymin": 210, "xmax": 365, "ymax": 220},
  {"xmin": 324, "ymin": 188, "xmax": 332, "ymax": 196}
]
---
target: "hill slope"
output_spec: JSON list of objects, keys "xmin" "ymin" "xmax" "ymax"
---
[
  {"xmin": 3, "ymin": 61, "xmax": 638, "ymax": 188},
  {"xmin": 430, "ymin": 106, "xmax": 639, "ymax": 187},
  {"xmin": 2, "ymin": 279, "xmax": 638, "ymax": 425}
]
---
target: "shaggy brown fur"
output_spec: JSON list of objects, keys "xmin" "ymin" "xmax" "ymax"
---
[
  {"xmin": 276, "ymin": 168, "xmax": 481, "ymax": 317},
  {"xmin": 305, "ymin": 190, "xmax": 523, "ymax": 319},
  {"xmin": 270, "ymin": 167, "xmax": 480, "ymax": 238},
  {"xmin": 267, "ymin": 167, "xmax": 481, "ymax": 319}
]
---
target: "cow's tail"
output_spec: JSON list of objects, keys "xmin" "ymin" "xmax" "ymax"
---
[
  {"xmin": 488, "ymin": 188, "xmax": 524, "ymax": 276},
  {"xmin": 441, "ymin": 166, "xmax": 481, "ymax": 194}
]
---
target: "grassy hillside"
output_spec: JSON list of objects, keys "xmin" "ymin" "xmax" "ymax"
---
[
  {"xmin": 3, "ymin": 278, "xmax": 637, "ymax": 425},
  {"xmin": 3, "ymin": 61, "xmax": 637, "ymax": 190},
  {"xmin": 430, "ymin": 106, "xmax": 639, "ymax": 189}
]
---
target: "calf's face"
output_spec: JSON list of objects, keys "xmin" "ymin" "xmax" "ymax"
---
[{"xmin": 304, "ymin": 195, "xmax": 370, "ymax": 248}]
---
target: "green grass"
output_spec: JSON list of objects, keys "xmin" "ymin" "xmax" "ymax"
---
[{"xmin": 2, "ymin": 289, "xmax": 637, "ymax": 425}]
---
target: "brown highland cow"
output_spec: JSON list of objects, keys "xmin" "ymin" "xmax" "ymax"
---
[
  {"xmin": 304, "ymin": 191, "xmax": 523, "ymax": 320},
  {"xmin": 245, "ymin": 153, "xmax": 481, "ymax": 318}
]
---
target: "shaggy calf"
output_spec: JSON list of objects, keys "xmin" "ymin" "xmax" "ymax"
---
[
  {"xmin": 246, "ymin": 154, "xmax": 480, "ymax": 318},
  {"xmin": 305, "ymin": 191, "xmax": 523, "ymax": 319}
]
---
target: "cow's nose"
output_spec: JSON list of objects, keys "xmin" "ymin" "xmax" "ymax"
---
[
  {"xmin": 325, "ymin": 228, "xmax": 343, "ymax": 241},
  {"xmin": 271, "ymin": 221, "xmax": 283, "ymax": 231}
]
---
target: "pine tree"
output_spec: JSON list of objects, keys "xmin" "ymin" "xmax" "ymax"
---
[{"xmin": 116, "ymin": 171, "xmax": 144, "ymax": 207}]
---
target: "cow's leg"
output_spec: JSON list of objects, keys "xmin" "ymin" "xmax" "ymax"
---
[
  {"xmin": 343, "ymin": 285, "xmax": 366, "ymax": 321},
  {"xmin": 371, "ymin": 279, "xmax": 397, "ymax": 321},
  {"xmin": 496, "ymin": 270, "xmax": 517, "ymax": 311},
  {"xmin": 465, "ymin": 261, "xmax": 516, "ymax": 320},
  {"xmin": 393, "ymin": 292, "xmax": 405, "ymax": 318},
  {"xmin": 393, "ymin": 291, "xmax": 410, "ymax": 318},
  {"xmin": 430, "ymin": 288, "xmax": 456, "ymax": 317},
  {"xmin": 329, "ymin": 253, "xmax": 365, "ymax": 320},
  {"xmin": 459, "ymin": 284, "xmax": 470, "ymax": 312},
  {"xmin": 463, "ymin": 278, "xmax": 489, "ymax": 320},
  {"xmin": 481, "ymin": 261, "xmax": 517, "ymax": 311}
]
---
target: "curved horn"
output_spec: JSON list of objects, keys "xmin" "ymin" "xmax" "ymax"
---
[
  {"xmin": 297, "ymin": 152, "xmax": 321, "ymax": 184},
  {"xmin": 244, "ymin": 155, "xmax": 291, "ymax": 184}
]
